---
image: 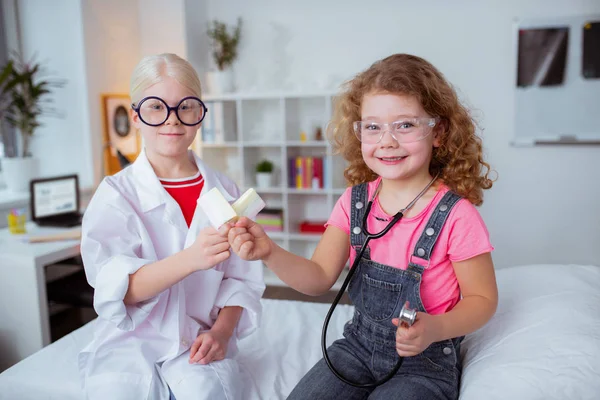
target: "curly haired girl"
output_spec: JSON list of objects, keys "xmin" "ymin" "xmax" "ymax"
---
[{"xmin": 228, "ymin": 53, "xmax": 498, "ymax": 399}]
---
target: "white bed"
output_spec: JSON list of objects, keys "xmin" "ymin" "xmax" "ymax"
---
[{"xmin": 1, "ymin": 264, "xmax": 599, "ymax": 399}]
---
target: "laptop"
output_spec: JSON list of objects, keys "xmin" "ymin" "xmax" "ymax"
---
[{"xmin": 30, "ymin": 174, "xmax": 83, "ymax": 228}]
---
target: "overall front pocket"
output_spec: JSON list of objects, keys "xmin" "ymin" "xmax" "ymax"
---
[
  {"xmin": 361, "ymin": 274, "xmax": 402, "ymax": 321},
  {"xmin": 419, "ymin": 341, "xmax": 459, "ymax": 378}
]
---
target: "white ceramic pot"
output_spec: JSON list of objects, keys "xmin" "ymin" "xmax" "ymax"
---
[
  {"xmin": 205, "ymin": 69, "xmax": 234, "ymax": 95},
  {"xmin": 1, "ymin": 157, "xmax": 39, "ymax": 193},
  {"xmin": 256, "ymin": 172, "xmax": 272, "ymax": 188}
]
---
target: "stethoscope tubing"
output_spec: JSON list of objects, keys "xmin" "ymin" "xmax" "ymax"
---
[
  {"xmin": 321, "ymin": 207, "xmax": 404, "ymax": 388},
  {"xmin": 321, "ymin": 174, "xmax": 439, "ymax": 388}
]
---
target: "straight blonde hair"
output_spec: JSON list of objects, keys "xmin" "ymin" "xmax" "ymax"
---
[{"xmin": 129, "ymin": 53, "xmax": 202, "ymax": 105}]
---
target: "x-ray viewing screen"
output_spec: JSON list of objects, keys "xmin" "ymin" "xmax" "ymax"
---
[{"xmin": 516, "ymin": 27, "xmax": 569, "ymax": 87}]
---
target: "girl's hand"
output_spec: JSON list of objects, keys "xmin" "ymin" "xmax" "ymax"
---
[
  {"xmin": 189, "ymin": 226, "xmax": 231, "ymax": 271},
  {"xmin": 227, "ymin": 217, "xmax": 273, "ymax": 261},
  {"xmin": 189, "ymin": 327, "xmax": 231, "ymax": 365},
  {"xmin": 392, "ymin": 312, "xmax": 441, "ymax": 357}
]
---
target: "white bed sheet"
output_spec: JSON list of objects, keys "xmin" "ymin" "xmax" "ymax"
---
[
  {"xmin": 460, "ymin": 264, "xmax": 600, "ymax": 400},
  {"xmin": 0, "ymin": 299, "xmax": 355, "ymax": 400},
  {"xmin": 1, "ymin": 264, "xmax": 599, "ymax": 400}
]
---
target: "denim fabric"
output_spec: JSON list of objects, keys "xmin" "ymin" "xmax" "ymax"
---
[{"xmin": 288, "ymin": 183, "xmax": 463, "ymax": 400}]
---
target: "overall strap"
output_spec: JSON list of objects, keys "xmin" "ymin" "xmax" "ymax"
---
[
  {"xmin": 409, "ymin": 191, "xmax": 462, "ymax": 270},
  {"xmin": 350, "ymin": 183, "xmax": 369, "ymax": 251}
]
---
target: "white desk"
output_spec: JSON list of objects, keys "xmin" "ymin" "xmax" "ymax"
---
[{"xmin": 0, "ymin": 223, "xmax": 81, "ymax": 372}]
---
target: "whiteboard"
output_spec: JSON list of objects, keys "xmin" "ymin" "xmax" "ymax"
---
[{"xmin": 513, "ymin": 15, "xmax": 600, "ymax": 146}]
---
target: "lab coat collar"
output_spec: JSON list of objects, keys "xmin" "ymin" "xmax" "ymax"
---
[
  {"xmin": 130, "ymin": 148, "xmax": 171, "ymax": 213},
  {"xmin": 131, "ymin": 148, "xmax": 236, "ymax": 214}
]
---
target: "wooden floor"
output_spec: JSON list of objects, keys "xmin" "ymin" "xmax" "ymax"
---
[{"xmin": 263, "ymin": 286, "xmax": 351, "ymax": 305}]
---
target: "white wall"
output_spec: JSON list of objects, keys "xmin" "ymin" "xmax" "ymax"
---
[
  {"xmin": 138, "ymin": 0, "xmax": 187, "ymax": 58},
  {"xmin": 198, "ymin": 0, "xmax": 600, "ymax": 268},
  {"xmin": 6, "ymin": 0, "xmax": 193, "ymax": 193},
  {"xmin": 183, "ymin": 0, "xmax": 210, "ymax": 77},
  {"xmin": 7, "ymin": 0, "xmax": 599, "ymax": 268},
  {"xmin": 17, "ymin": 0, "xmax": 93, "ymax": 187},
  {"xmin": 83, "ymin": 0, "xmax": 189, "ymax": 187},
  {"xmin": 81, "ymin": 0, "xmax": 141, "ymax": 186},
  {"xmin": 12, "ymin": 0, "xmax": 193, "ymax": 190}
]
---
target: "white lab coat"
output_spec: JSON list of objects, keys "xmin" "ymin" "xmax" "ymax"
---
[{"xmin": 78, "ymin": 149, "xmax": 265, "ymax": 400}]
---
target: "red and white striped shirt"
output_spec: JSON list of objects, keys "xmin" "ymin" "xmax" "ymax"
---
[{"xmin": 159, "ymin": 171, "xmax": 204, "ymax": 227}]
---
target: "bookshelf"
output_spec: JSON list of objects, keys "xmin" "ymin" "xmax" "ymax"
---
[{"xmin": 193, "ymin": 92, "xmax": 349, "ymax": 287}]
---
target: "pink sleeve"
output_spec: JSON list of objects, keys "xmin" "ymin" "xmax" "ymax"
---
[
  {"xmin": 446, "ymin": 200, "xmax": 494, "ymax": 262},
  {"xmin": 324, "ymin": 188, "xmax": 352, "ymax": 235}
]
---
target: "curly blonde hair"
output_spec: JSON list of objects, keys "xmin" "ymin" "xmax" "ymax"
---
[{"xmin": 328, "ymin": 54, "xmax": 494, "ymax": 206}]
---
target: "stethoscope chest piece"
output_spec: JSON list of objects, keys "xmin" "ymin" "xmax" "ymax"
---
[{"xmin": 398, "ymin": 301, "xmax": 417, "ymax": 327}]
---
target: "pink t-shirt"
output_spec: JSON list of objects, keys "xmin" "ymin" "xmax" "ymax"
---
[{"xmin": 326, "ymin": 178, "xmax": 494, "ymax": 315}]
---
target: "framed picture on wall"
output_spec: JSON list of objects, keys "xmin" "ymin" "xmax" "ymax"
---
[
  {"xmin": 583, "ymin": 21, "xmax": 600, "ymax": 79},
  {"xmin": 101, "ymin": 93, "xmax": 141, "ymax": 176}
]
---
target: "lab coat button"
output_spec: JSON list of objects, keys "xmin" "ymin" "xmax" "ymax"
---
[
  {"xmin": 439, "ymin": 205, "xmax": 448, "ymax": 212},
  {"xmin": 425, "ymin": 228, "xmax": 435, "ymax": 236},
  {"xmin": 355, "ymin": 201, "xmax": 364, "ymax": 209},
  {"xmin": 352, "ymin": 227, "xmax": 361, "ymax": 235},
  {"xmin": 443, "ymin": 347, "xmax": 452, "ymax": 355},
  {"xmin": 181, "ymin": 339, "xmax": 189, "ymax": 347},
  {"xmin": 417, "ymin": 248, "xmax": 425, "ymax": 257}
]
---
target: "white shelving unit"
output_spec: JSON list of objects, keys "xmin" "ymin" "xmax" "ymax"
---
[{"xmin": 193, "ymin": 92, "xmax": 349, "ymax": 288}]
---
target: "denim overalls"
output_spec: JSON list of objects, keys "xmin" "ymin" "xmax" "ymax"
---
[{"xmin": 288, "ymin": 183, "xmax": 463, "ymax": 400}]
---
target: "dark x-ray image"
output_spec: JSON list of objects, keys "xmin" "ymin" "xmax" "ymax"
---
[
  {"xmin": 516, "ymin": 27, "xmax": 569, "ymax": 87},
  {"xmin": 583, "ymin": 21, "xmax": 600, "ymax": 79}
]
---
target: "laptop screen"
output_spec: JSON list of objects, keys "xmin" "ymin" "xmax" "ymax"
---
[{"xmin": 32, "ymin": 176, "xmax": 78, "ymax": 219}]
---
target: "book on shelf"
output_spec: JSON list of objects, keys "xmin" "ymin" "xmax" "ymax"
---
[
  {"xmin": 256, "ymin": 208, "xmax": 284, "ymax": 232},
  {"xmin": 288, "ymin": 156, "xmax": 328, "ymax": 189},
  {"xmin": 299, "ymin": 220, "xmax": 327, "ymax": 234}
]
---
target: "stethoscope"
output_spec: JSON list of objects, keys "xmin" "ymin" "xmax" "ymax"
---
[{"xmin": 321, "ymin": 173, "xmax": 439, "ymax": 388}]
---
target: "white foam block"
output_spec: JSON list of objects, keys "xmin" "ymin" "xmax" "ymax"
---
[
  {"xmin": 197, "ymin": 187, "xmax": 237, "ymax": 229},
  {"xmin": 232, "ymin": 188, "xmax": 266, "ymax": 220}
]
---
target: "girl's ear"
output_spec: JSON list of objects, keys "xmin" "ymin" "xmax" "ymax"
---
[
  {"xmin": 432, "ymin": 118, "xmax": 447, "ymax": 148},
  {"xmin": 131, "ymin": 108, "xmax": 142, "ymax": 130}
]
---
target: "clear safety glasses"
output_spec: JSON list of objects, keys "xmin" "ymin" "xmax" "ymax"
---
[{"xmin": 353, "ymin": 117, "xmax": 440, "ymax": 144}]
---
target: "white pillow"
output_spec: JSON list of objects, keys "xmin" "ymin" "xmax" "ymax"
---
[{"xmin": 459, "ymin": 264, "xmax": 600, "ymax": 400}]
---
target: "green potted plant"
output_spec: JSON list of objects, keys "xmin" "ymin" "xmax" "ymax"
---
[
  {"xmin": 1, "ymin": 54, "xmax": 65, "ymax": 192},
  {"xmin": 206, "ymin": 18, "xmax": 242, "ymax": 94},
  {"xmin": 255, "ymin": 159, "xmax": 273, "ymax": 188},
  {"xmin": 0, "ymin": 59, "xmax": 16, "ymax": 148}
]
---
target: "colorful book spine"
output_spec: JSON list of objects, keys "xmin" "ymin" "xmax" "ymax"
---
[
  {"xmin": 295, "ymin": 157, "xmax": 303, "ymax": 188},
  {"xmin": 288, "ymin": 157, "xmax": 296, "ymax": 188},
  {"xmin": 288, "ymin": 156, "xmax": 325, "ymax": 189},
  {"xmin": 313, "ymin": 157, "xmax": 323, "ymax": 189},
  {"xmin": 305, "ymin": 157, "xmax": 312, "ymax": 189},
  {"xmin": 257, "ymin": 208, "xmax": 284, "ymax": 232}
]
